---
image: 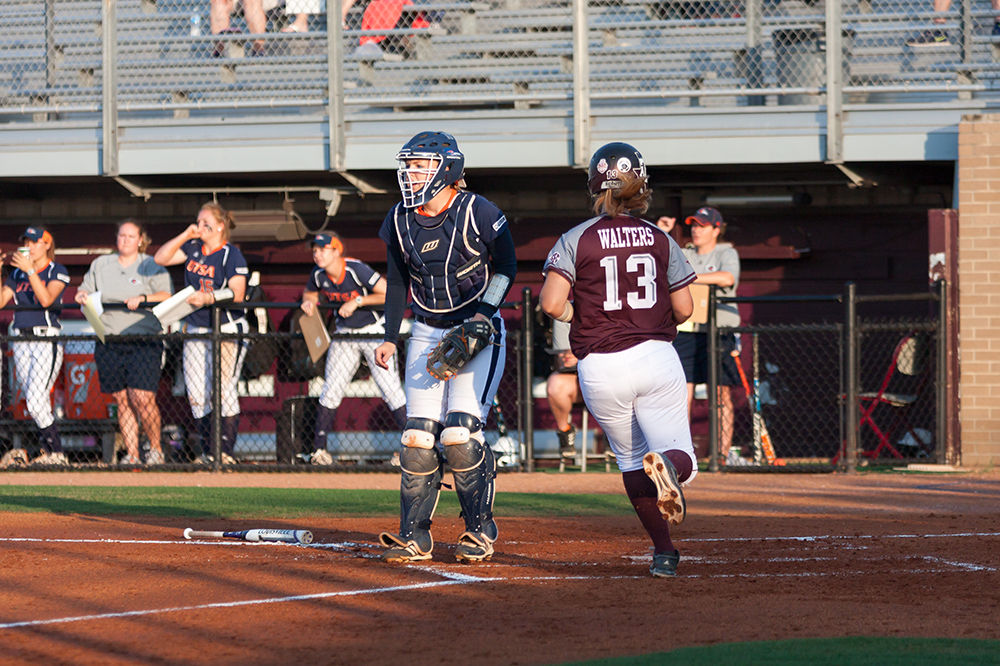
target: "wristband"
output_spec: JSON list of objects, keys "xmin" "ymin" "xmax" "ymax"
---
[
  {"xmin": 555, "ymin": 301, "xmax": 573, "ymax": 322},
  {"xmin": 355, "ymin": 296, "xmax": 363, "ymax": 306},
  {"xmin": 26, "ymin": 268, "xmax": 36, "ymax": 277}
]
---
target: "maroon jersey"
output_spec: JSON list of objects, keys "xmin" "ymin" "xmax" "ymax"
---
[{"xmin": 543, "ymin": 214, "xmax": 696, "ymax": 359}]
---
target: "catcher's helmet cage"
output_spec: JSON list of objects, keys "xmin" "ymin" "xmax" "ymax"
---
[
  {"xmin": 396, "ymin": 131, "xmax": 466, "ymax": 208},
  {"xmin": 587, "ymin": 142, "xmax": 647, "ymax": 195}
]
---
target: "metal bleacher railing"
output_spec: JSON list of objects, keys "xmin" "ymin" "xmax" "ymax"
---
[{"xmin": 3, "ymin": 1, "xmax": 1000, "ymax": 154}]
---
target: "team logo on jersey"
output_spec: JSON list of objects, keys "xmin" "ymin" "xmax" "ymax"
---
[
  {"xmin": 235, "ymin": 266, "xmax": 249, "ymax": 275},
  {"xmin": 420, "ymin": 240, "xmax": 440, "ymax": 253},
  {"xmin": 186, "ymin": 260, "xmax": 216, "ymax": 278},
  {"xmin": 546, "ymin": 251, "xmax": 561, "ymax": 267},
  {"xmin": 596, "ymin": 159, "xmax": 608, "ymax": 174},
  {"xmin": 617, "ymin": 157, "xmax": 632, "ymax": 173},
  {"xmin": 493, "ymin": 215, "xmax": 507, "ymax": 232}
]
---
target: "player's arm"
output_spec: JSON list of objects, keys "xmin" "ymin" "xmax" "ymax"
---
[
  {"xmin": 694, "ymin": 270, "xmax": 734, "ymax": 287},
  {"xmin": 671, "ymin": 285, "xmax": 694, "ymax": 325},
  {"xmin": 475, "ymin": 224, "xmax": 517, "ymax": 322},
  {"xmin": 154, "ymin": 225, "xmax": 199, "ymax": 266},
  {"xmin": 539, "ymin": 271, "xmax": 573, "ymax": 322},
  {"xmin": 300, "ymin": 289, "xmax": 320, "ymax": 316},
  {"xmin": 374, "ymin": 245, "xmax": 409, "ymax": 368},
  {"xmin": 0, "ymin": 284, "xmax": 13, "ymax": 309}
]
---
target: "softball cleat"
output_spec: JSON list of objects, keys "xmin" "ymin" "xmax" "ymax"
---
[
  {"xmin": 643, "ymin": 451, "xmax": 686, "ymax": 526},
  {"xmin": 454, "ymin": 531, "xmax": 494, "ymax": 563},
  {"xmin": 379, "ymin": 532, "xmax": 433, "ymax": 563}
]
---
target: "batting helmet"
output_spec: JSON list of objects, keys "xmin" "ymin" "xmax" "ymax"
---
[
  {"xmin": 396, "ymin": 131, "xmax": 465, "ymax": 209},
  {"xmin": 587, "ymin": 142, "xmax": 647, "ymax": 195}
]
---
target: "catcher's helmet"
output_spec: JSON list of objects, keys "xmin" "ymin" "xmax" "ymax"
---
[
  {"xmin": 396, "ymin": 131, "xmax": 465, "ymax": 208},
  {"xmin": 587, "ymin": 142, "xmax": 647, "ymax": 195}
]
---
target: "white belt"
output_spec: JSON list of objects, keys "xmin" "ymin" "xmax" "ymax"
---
[{"xmin": 14, "ymin": 326, "xmax": 60, "ymax": 336}]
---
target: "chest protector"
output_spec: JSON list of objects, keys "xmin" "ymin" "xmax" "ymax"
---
[{"xmin": 392, "ymin": 193, "xmax": 491, "ymax": 314}]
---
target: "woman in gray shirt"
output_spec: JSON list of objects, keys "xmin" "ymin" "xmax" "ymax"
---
[{"xmin": 75, "ymin": 220, "xmax": 172, "ymax": 465}]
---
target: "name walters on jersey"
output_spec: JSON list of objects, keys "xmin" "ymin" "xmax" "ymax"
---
[{"xmin": 596, "ymin": 225, "xmax": 657, "ymax": 250}]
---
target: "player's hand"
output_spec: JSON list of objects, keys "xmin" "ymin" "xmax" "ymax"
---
[
  {"xmin": 300, "ymin": 300, "xmax": 315, "ymax": 316},
  {"xmin": 186, "ymin": 291, "xmax": 211, "ymax": 307},
  {"xmin": 10, "ymin": 250, "xmax": 32, "ymax": 273},
  {"xmin": 75, "ymin": 290, "xmax": 90, "ymax": 305},
  {"xmin": 185, "ymin": 224, "xmax": 202, "ymax": 239},
  {"xmin": 557, "ymin": 350, "xmax": 578, "ymax": 369},
  {"xmin": 656, "ymin": 216, "xmax": 676, "ymax": 233},
  {"xmin": 338, "ymin": 300, "xmax": 359, "ymax": 318},
  {"xmin": 124, "ymin": 295, "xmax": 144, "ymax": 310},
  {"xmin": 374, "ymin": 341, "xmax": 396, "ymax": 369}
]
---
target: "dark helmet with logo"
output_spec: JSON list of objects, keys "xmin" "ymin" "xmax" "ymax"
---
[
  {"xmin": 587, "ymin": 142, "xmax": 647, "ymax": 195},
  {"xmin": 395, "ymin": 131, "xmax": 465, "ymax": 208}
]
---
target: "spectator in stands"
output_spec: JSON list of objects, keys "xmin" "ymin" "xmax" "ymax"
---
[
  {"xmin": 355, "ymin": 0, "xmax": 430, "ymax": 59},
  {"xmin": 299, "ymin": 231, "xmax": 406, "ymax": 466},
  {"xmin": 546, "ymin": 318, "xmax": 581, "ymax": 460},
  {"xmin": 75, "ymin": 220, "xmax": 172, "ymax": 466},
  {"xmin": 281, "ymin": 0, "xmax": 358, "ymax": 32},
  {"xmin": 907, "ymin": 0, "xmax": 1000, "ymax": 47},
  {"xmin": 659, "ymin": 208, "xmax": 742, "ymax": 465},
  {"xmin": 211, "ymin": 0, "xmax": 274, "ymax": 56},
  {"xmin": 0, "ymin": 227, "xmax": 70, "ymax": 466},
  {"xmin": 154, "ymin": 203, "xmax": 250, "ymax": 465}
]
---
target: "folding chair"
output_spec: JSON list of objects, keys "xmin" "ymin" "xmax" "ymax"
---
[{"xmin": 856, "ymin": 333, "xmax": 929, "ymax": 460}]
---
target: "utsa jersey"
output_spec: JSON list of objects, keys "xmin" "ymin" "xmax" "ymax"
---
[
  {"xmin": 378, "ymin": 191, "xmax": 507, "ymax": 321},
  {"xmin": 181, "ymin": 239, "xmax": 249, "ymax": 328},
  {"xmin": 543, "ymin": 214, "xmax": 696, "ymax": 359},
  {"xmin": 4, "ymin": 261, "xmax": 71, "ymax": 329},
  {"xmin": 304, "ymin": 259, "xmax": 383, "ymax": 330}
]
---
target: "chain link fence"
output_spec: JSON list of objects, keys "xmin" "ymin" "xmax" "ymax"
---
[
  {"xmin": 705, "ymin": 283, "xmax": 946, "ymax": 472},
  {"xmin": 5, "ymin": 1, "xmax": 1000, "ymax": 122},
  {"xmin": 0, "ymin": 301, "xmax": 526, "ymax": 470}
]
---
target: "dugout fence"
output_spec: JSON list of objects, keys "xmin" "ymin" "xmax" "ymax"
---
[{"xmin": 0, "ymin": 283, "xmax": 947, "ymax": 472}]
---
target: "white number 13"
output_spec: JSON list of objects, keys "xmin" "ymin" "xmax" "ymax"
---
[{"xmin": 599, "ymin": 253, "xmax": 657, "ymax": 311}]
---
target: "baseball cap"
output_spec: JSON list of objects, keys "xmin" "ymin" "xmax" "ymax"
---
[
  {"xmin": 20, "ymin": 226, "xmax": 54, "ymax": 243},
  {"xmin": 684, "ymin": 207, "xmax": 724, "ymax": 227},
  {"xmin": 311, "ymin": 233, "xmax": 343, "ymax": 251}
]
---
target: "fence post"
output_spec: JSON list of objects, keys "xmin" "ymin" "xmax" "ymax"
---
[
  {"xmin": 843, "ymin": 282, "xmax": 858, "ymax": 473},
  {"xmin": 101, "ymin": 0, "xmax": 119, "ymax": 175},
  {"xmin": 521, "ymin": 287, "xmax": 534, "ymax": 472},
  {"xmin": 935, "ymin": 279, "xmax": 948, "ymax": 465},
  {"xmin": 707, "ymin": 286, "xmax": 719, "ymax": 472},
  {"xmin": 211, "ymin": 305, "xmax": 223, "ymax": 470}
]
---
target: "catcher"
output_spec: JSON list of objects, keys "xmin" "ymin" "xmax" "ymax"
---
[{"xmin": 374, "ymin": 131, "xmax": 517, "ymax": 564}]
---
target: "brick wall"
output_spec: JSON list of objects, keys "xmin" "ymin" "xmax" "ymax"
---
[{"xmin": 957, "ymin": 114, "xmax": 1000, "ymax": 467}]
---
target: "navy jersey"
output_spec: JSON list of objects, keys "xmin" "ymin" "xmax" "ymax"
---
[
  {"xmin": 181, "ymin": 240, "xmax": 249, "ymax": 328},
  {"xmin": 543, "ymin": 214, "xmax": 696, "ymax": 360},
  {"xmin": 304, "ymin": 258, "xmax": 383, "ymax": 331},
  {"xmin": 4, "ymin": 261, "xmax": 70, "ymax": 329},
  {"xmin": 377, "ymin": 191, "xmax": 508, "ymax": 322}
]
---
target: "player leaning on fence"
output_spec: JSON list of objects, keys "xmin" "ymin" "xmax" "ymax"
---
[
  {"xmin": 373, "ymin": 131, "xmax": 517, "ymax": 564},
  {"xmin": 540, "ymin": 142, "xmax": 698, "ymax": 578},
  {"xmin": 0, "ymin": 227, "xmax": 71, "ymax": 466},
  {"xmin": 75, "ymin": 220, "xmax": 173, "ymax": 466},
  {"xmin": 154, "ymin": 203, "xmax": 250, "ymax": 465}
]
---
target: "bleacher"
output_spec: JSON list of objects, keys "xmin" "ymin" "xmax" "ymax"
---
[{"xmin": 4, "ymin": 0, "xmax": 1000, "ymax": 121}]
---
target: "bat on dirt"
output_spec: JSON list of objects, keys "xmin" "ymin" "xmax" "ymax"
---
[
  {"xmin": 732, "ymin": 335, "xmax": 781, "ymax": 466},
  {"xmin": 183, "ymin": 528, "xmax": 314, "ymax": 544}
]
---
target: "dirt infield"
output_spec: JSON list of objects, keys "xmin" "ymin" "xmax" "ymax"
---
[{"xmin": 2, "ymin": 471, "xmax": 999, "ymax": 664}]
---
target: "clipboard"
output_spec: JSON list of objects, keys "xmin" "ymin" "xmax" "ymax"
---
[
  {"xmin": 688, "ymin": 283, "xmax": 709, "ymax": 325},
  {"xmin": 81, "ymin": 291, "xmax": 107, "ymax": 343},
  {"xmin": 152, "ymin": 286, "xmax": 198, "ymax": 329},
  {"xmin": 298, "ymin": 309, "xmax": 331, "ymax": 363}
]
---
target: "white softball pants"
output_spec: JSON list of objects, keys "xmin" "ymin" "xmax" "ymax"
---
[
  {"xmin": 320, "ymin": 335, "xmax": 406, "ymax": 411},
  {"xmin": 11, "ymin": 333, "xmax": 64, "ymax": 430},
  {"xmin": 577, "ymin": 339, "xmax": 697, "ymax": 479},
  {"xmin": 182, "ymin": 322, "xmax": 248, "ymax": 419}
]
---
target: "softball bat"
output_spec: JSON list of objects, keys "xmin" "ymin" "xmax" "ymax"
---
[{"xmin": 183, "ymin": 527, "xmax": 313, "ymax": 544}]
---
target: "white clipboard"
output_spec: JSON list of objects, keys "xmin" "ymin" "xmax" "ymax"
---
[
  {"xmin": 81, "ymin": 291, "xmax": 107, "ymax": 343},
  {"xmin": 298, "ymin": 309, "xmax": 331, "ymax": 363},
  {"xmin": 152, "ymin": 286, "xmax": 198, "ymax": 329}
]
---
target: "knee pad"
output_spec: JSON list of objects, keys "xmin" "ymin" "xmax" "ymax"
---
[
  {"xmin": 400, "ymin": 445, "xmax": 440, "ymax": 476},
  {"xmin": 441, "ymin": 412, "xmax": 484, "ymax": 448},
  {"xmin": 401, "ymin": 417, "xmax": 441, "ymax": 449}
]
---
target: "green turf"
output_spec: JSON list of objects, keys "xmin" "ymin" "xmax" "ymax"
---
[
  {"xmin": 567, "ymin": 637, "xmax": 1000, "ymax": 665},
  {"xmin": 0, "ymin": 486, "xmax": 632, "ymax": 518}
]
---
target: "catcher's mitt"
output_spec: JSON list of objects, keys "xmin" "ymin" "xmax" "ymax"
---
[{"xmin": 426, "ymin": 319, "xmax": 497, "ymax": 381}]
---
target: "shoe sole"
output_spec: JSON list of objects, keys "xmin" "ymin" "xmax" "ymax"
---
[
  {"xmin": 382, "ymin": 550, "xmax": 432, "ymax": 563},
  {"xmin": 455, "ymin": 549, "xmax": 493, "ymax": 563},
  {"xmin": 643, "ymin": 452, "xmax": 686, "ymax": 526}
]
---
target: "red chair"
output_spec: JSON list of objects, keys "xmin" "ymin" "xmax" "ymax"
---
[{"xmin": 856, "ymin": 334, "xmax": 930, "ymax": 459}]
